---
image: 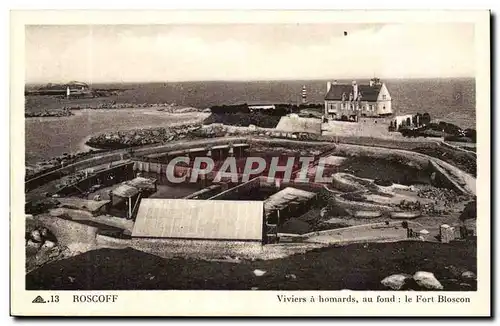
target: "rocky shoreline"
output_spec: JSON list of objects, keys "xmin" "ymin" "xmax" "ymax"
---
[
  {"xmin": 25, "ymin": 108, "xmax": 74, "ymax": 118},
  {"xmin": 62, "ymin": 103, "xmax": 202, "ymax": 112},
  {"xmin": 25, "ymin": 103, "xmax": 201, "ymax": 118},
  {"xmin": 85, "ymin": 123, "xmax": 204, "ymax": 149}
]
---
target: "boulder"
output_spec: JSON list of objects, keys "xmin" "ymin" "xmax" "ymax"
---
[
  {"xmin": 30, "ymin": 230, "xmax": 42, "ymax": 243},
  {"xmin": 381, "ymin": 274, "xmax": 413, "ymax": 290},
  {"xmin": 413, "ymin": 271, "xmax": 443, "ymax": 290},
  {"xmin": 253, "ymin": 269, "xmax": 266, "ymax": 277},
  {"xmin": 461, "ymin": 271, "xmax": 476, "ymax": 281},
  {"xmin": 42, "ymin": 240, "xmax": 56, "ymax": 249},
  {"xmin": 26, "ymin": 239, "xmax": 41, "ymax": 250}
]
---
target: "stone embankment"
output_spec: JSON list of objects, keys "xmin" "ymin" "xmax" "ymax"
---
[
  {"xmin": 25, "ymin": 108, "xmax": 73, "ymax": 118},
  {"xmin": 63, "ymin": 103, "xmax": 201, "ymax": 111},
  {"xmin": 85, "ymin": 123, "xmax": 204, "ymax": 149}
]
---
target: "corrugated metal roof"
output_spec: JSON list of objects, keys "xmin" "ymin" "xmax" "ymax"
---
[
  {"xmin": 264, "ymin": 187, "xmax": 316, "ymax": 215},
  {"xmin": 132, "ymin": 199, "xmax": 264, "ymax": 241},
  {"xmin": 112, "ymin": 184, "xmax": 140, "ymax": 198}
]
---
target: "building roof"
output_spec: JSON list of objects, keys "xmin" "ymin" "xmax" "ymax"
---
[
  {"xmin": 264, "ymin": 187, "xmax": 316, "ymax": 216},
  {"xmin": 248, "ymin": 104, "xmax": 276, "ymax": 109},
  {"xmin": 325, "ymin": 84, "xmax": 382, "ymax": 102},
  {"xmin": 57, "ymin": 197, "xmax": 110, "ymax": 213},
  {"xmin": 125, "ymin": 177, "xmax": 157, "ymax": 190},
  {"xmin": 112, "ymin": 184, "xmax": 140, "ymax": 198},
  {"xmin": 132, "ymin": 199, "xmax": 264, "ymax": 241}
]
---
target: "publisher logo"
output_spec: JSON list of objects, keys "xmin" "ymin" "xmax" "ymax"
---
[{"xmin": 32, "ymin": 295, "xmax": 46, "ymax": 303}]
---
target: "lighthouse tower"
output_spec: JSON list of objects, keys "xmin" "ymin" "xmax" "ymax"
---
[{"xmin": 301, "ymin": 85, "xmax": 307, "ymax": 104}]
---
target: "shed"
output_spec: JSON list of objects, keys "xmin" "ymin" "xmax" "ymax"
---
[
  {"xmin": 132, "ymin": 199, "xmax": 264, "ymax": 242},
  {"xmin": 111, "ymin": 184, "xmax": 141, "ymax": 219}
]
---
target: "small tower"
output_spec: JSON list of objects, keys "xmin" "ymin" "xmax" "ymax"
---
[{"xmin": 66, "ymin": 86, "xmax": 70, "ymax": 98}]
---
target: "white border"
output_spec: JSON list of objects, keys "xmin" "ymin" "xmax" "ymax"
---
[{"xmin": 9, "ymin": 9, "xmax": 491, "ymax": 317}]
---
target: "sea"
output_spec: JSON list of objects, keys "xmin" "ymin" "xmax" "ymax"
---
[{"xmin": 25, "ymin": 78, "xmax": 476, "ymax": 164}]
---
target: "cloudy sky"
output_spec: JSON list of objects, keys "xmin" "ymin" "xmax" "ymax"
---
[{"xmin": 25, "ymin": 23, "xmax": 474, "ymax": 83}]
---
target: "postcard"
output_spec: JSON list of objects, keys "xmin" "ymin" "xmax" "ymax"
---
[{"xmin": 10, "ymin": 9, "xmax": 490, "ymax": 317}]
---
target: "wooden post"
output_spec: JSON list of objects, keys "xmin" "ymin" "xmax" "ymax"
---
[{"xmin": 128, "ymin": 197, "xmax": 132, "ymax": 219}]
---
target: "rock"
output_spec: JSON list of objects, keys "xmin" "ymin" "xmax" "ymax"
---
[
  {"xmin": 40, "ymin": 227, "xmax": 49, "ymax": 238},
  {"xmin": 413, "ymin": 271, "xmax": 443, "ymax": 290},
  {"xmin": 253, "ymin": 269, "xmax": 266, "ymax": 277},
  {"xmin": 48, "ymin": 247, "xmax": 61, "ymax": 258},
  {"xmin": 26, "ymin": 239, "xmax": 41, "ymax": 250},
  {"xmin": 285, "ymin": 274, "xmax": 297, "ymax": 280},
  {"xmin": 42, "ymin": 240, "xmax": 56, "ymax": 249},
  {"xmin": 461, "ymin": 271, "xmax": 476, "ymax": 281},
  {"xmin": 251, "ymin": 287, "xmax": 259, "ymax": 290},
  {"xmin": 446, "ymin": 265, "xmax": 463, "ymax": 278},
  {"xmin": 30, "ymin": 230, "xmax": 42, "ymax": 242},
  {"xmin": 459, "ymin": 282, "xmax": 472, "ymax": 288},
  {"xmin": 381, "ymin": 274, "xmax": 413, "ymax": 290}
]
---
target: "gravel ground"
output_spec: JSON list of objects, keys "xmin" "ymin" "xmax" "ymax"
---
[{"xmin": 26, "ymin": 240, "xmax": 476, "ymax": 291}]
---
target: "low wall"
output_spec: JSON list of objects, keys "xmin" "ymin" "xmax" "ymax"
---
[
  {"xmin": 26, "ymin": 135, "xmax": 475, "ymax": 197},
  {"xmin": 25, "ymin": 136, "xmax": 248, "ymax": 191},
  {"xmin": 56, "ymin": 162, "xmax": 135, "ymax": 196},
  {"xmin": 441, "ymin": 141, "xmax": 477, "ymax": 157},
  {"xmin": 331, "ymin": 174, "xmax": 365, "ymax": 192},
  {"xmin": 428, "ymin": 160, "xmax": 468, "ymax": 195},
  {"xmin": 96, "ymin": 234, "xmax": 264, "ymax": 259},
  {"xmin": 183, "ymin": 184, "xmax": 224, "ymax": 199},
  {"xmin": 334, "ymin": 195, "xmax": 393, "ymax": 212},
  {"xmin": 329, "ymin": 143, "xmax": 475, "ymax": 196},
  {"xmin": 208, "ymin": 176, "xmax": 261, "ymax": 200},
  {"xmin": 131, "ymin": 136, "xmax": 248, "ymax": 157},
  {"xmin": 26, "ymin": 152, "xmax": 131, "ymax": 192}
]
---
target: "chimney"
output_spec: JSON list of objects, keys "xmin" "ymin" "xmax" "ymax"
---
[
  {"xmin": 352, "ymin": 80, "xmax": 358, "ymax": 100},
  {"xmin": 332, "ymin": 80, "xmax": 338, "ymax": 85},
  {"xmin": 327, "ymin": 81, "xmax": 332, "ymax": 92},
  {"xmin": 370, "ymin": 77, "xmax": 381, "ymax": 87}
]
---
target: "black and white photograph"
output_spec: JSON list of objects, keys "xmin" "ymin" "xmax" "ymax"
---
[{"xmin": 10, "ymin": 9, "xmax": 491, "ymax": 317}]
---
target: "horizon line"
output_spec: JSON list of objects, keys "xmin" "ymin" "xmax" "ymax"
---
[{"xmin": 25, "ymin": 76, "xmax": 476, "ymax": 85}]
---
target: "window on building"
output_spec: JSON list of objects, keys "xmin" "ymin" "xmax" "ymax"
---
[{"xmin": 382, "ymin": 95, "xmax": 387, "ymax": 100}]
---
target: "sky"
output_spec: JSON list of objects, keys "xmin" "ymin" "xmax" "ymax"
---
[{"xmin": 25, "ymin": 23, "xmax": 475, "ymax": 83}]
